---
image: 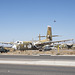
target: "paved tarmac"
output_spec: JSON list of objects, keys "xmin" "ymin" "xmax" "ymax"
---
[
  {"xmin": 0, "ymin": 55, "xmax": 75, "ymax": 61},
  {"xmin": 0, "ymin": 64, "xmax": 75, "ymax": 75}
]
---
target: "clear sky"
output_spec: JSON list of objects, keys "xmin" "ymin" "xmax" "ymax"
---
[{"xmin": 0, "ymin": 0, "xmax": 75, "ymax": 42}]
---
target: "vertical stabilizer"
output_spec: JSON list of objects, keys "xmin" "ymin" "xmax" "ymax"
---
[{"xmin": 47, "ymin": 26, "xmax": 52, "ymax": 41}]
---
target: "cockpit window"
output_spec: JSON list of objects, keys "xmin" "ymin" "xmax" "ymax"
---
[{"xmin": 17, "ymin": 41, "xmax": 19, "ymax": 43}]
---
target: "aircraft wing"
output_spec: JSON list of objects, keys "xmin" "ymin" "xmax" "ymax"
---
[
  {"xmin": 36, "ymin": 39, "xmax": 74, "ymax": 45},
  {"xmin": 0, "ymin": 42, "xmax": 13, "ymax": 45},
  {"xmin": 50, "ymin": 39, "xmax": 74, "ymax": 43}
]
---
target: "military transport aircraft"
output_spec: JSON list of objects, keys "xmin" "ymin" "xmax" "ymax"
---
[{"xmin": 0, "ymin": 26, "xmax": 73, "ymax": 50}]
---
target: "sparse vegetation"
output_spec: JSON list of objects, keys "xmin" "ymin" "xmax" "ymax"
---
[
  {"xmin": 1, "ymin": 47, "xmax": 75, "ymax": 55},
  {"xmin": 56, "ymin": 53, "xmax": 61, "ymax": 55}
]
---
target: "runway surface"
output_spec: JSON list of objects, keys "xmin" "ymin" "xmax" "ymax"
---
[
  {"xmin": 0, "ymin": 55, "xmax": 75, "ymax": 75},
  {"xmin": 0, "ymin": 64, "xmax": 75, "ymax": 75},
  {"xmin": 0, "ymin": 55, "xmax": 75, "ymax": 61}
]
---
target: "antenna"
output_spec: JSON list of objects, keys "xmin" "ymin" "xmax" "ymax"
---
[{"xmin": 38, "ymin": 34, "xmax": 41, "ymax": 41}]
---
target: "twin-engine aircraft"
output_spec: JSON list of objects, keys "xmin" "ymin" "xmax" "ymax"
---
[{"xmin": 0, "ymin": 26, "xmax": 73, "ymax": 50}]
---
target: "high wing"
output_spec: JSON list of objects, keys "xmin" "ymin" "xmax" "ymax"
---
[
  {"xmin": 0, "ymin": 42, "xmax": 13, "ymax": 45},
  {"xmin": 49, "ymin": 39, "xmax": 74, "ymax": 43},
  {"xmin": 35, "ymin": 39, "xmax": 74, "ymax": 45}
]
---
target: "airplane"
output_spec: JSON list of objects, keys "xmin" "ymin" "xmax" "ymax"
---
[
  {"xmin": 0, "ymin": 26, "xmax": 73, "ymax": 51},
  {"xmin": 54, "ymin": 20, "xmax": 56, "ymax": 22}
]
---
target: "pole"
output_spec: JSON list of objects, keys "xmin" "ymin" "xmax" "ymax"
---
[{"xmin": 58, "ymin": 44, "xmax": 59, "ymax": 53}]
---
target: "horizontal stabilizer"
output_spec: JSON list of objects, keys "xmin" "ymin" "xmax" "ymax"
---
[
  {"xmin": 52, "ymin": 35, "xmax": 61, "ymax": 37},
  {"xmin": 38, "ymin": 35, "xmax": 61, "ymax": 38}
]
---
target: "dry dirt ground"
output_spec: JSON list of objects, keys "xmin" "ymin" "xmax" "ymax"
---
[{"xmin": 1, "ymin": 48, "xmax": 75, "ymax": 55}]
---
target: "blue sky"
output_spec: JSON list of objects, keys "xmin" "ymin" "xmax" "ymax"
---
[{"xmin": 0, "ymin": 0, "xmax": 75, "ymax": 42}]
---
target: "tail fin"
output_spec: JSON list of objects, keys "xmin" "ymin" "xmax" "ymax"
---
[{"xmin": 46, "ymin": 26, "xmax": 52, "ymax": 41}]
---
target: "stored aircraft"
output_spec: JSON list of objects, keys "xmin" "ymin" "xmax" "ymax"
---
[{"xmin": 0, "ymin": 26, "xmax": 73, "ymax": 51}]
